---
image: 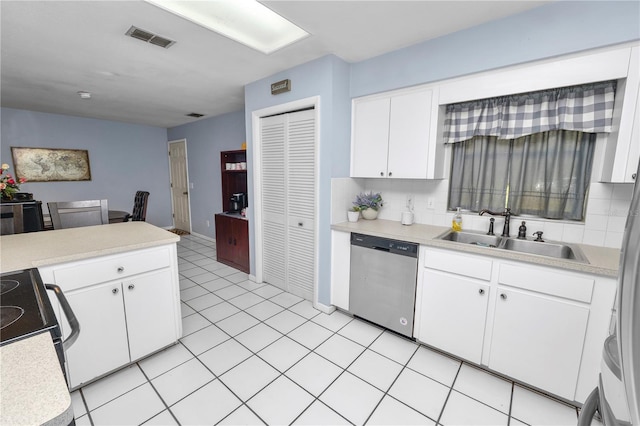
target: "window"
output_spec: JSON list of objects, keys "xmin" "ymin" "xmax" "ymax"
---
[{"xmin": 444, "ymin": 81, "xmax": 615, "ymax": 221}]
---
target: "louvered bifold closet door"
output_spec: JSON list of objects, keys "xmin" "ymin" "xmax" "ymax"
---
[
  {"xmin": 286, "ymin": 109, "xmax": 316, "ymax": 300},
  {"xmin": 260, "ymin": 115, "xmax": 287, "ymax": 289}
]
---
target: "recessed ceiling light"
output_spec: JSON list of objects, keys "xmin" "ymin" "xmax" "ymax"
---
[
  {"xmin": 144, "ymin": 0, "xmax": 308, "ymax": 54},
  {"xmin": 77, "ymin": 91, "xmax": 91, "ymax": 99}
]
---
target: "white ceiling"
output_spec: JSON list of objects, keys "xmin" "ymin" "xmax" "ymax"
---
[{"xmin": 1, "ymin": 1, "xmax": 549, "ymax": 128}]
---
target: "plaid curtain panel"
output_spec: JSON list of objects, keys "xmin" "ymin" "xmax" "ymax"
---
[{"xmin": 444, "ymin": 80, "xmax": 616, "ymax": 143}]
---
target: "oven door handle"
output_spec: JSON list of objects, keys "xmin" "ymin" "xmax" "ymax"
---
[{"xmin": 45, "ymin": 284, "xmax": 80, "ymax": 351}]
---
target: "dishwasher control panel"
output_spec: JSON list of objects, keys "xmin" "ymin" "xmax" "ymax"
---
[{"xmin": 351, "ymin": 233, "xmax": 418, "ymax": 257}]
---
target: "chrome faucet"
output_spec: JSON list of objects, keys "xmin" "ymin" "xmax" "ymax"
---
[{"xmin": 479, "ymin": 208, "xmax": 512, "ymax": 237}]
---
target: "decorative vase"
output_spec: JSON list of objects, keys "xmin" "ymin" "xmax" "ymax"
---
[
  {"xmin": 1, "ymin": 192, "xmax": 13, "ymax": 201},
  {"xmin": 347, "ymin": 210, "xmax": 360, "ymax": 222},
  {"xmin": 361, "ymin": 208, "xmax": 378, "ymax": 220}
]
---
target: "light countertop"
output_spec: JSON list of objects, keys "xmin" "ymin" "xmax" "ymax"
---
[
  {"xmin": 332, "ymin": 219, "xmax": 620, "ymax": 277},
  {"xmin": 0, "ymin": 333, "xmax": 74, "ymax": 426},
  {"xmin": 0, "ymin": 221, "xmax": 180, "ymax": 273}
]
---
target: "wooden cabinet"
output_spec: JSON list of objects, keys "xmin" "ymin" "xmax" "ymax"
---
[
  {"xmin": 601, "ymin": 46, "xmax": 640, "ymax": 183},
  {"xmin": 215, "ymin": 213, "xmax": 249, "ymax": 273},
  {"xmin": 220, "ymin": 150, "xmax": 247, "ymax": 213},
  {"xmin": 351, "ymin": 88, "xmax": 443, "ymax": 179},
  {"xmin": 38, "ymin": 245, "xmax": 181, "ymax": 389}
]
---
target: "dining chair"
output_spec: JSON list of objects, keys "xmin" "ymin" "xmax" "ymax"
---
[
  {"xmin": 48, "ymin": 199, "xmax": 109, "ymax": 229},
  {"xmin": 0, "ymin": 204, "xmax": 25, "ymax": 234},
  {"xmin": 127, "ymin": 191, "xmax": 149, "ymax": 222}
]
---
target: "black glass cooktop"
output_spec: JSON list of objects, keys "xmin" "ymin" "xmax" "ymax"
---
[{"xmin": 0, "ymin": 268, "xmax": 59, "ymax": 346}]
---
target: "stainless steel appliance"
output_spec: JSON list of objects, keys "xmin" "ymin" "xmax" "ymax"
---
[
  {"xmin": 579, "ymin": 161, "xmax": 640, "ymax": 425},
  {"xmin": 349, "ymin": 233, "xmax": 418, "ymax": 338},
  {"xmin": 0, "ymin": 268, "xmax": 79, "ymax": 382},
  {"xmin": 229, "ymin": 192, "xmax": 247, "ymax": 213}
]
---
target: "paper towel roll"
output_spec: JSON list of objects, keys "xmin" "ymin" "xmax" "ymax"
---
[{"xmin": 401, "ymin": 211, "xmax": 414, "ymax": 225}]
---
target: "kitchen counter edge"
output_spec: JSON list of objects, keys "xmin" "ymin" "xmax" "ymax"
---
[
  {"xmin": 0, "ymin": 222, "xmax": 180, "ymax": 274},
  {"xmin": 331, "ymin": 219, "xmax": 619, "ymax": 277}
]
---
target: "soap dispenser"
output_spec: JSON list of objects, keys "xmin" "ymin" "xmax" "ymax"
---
[{"xmin": 452, "ymin": 207, "xmax": 463, "ymax": 232}]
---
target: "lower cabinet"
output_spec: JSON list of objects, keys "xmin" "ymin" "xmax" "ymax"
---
[
  {"xmin": 416, "ymin": 246, "xmax": 616, "ymax": 403},
  {"xmin": 215, "ymin": 214, "xmax": 249, "ymax": 273},
  {"xmin": 38, "ymin": 245, "xmax": 181, "ymax": 389},
  {"xmin": 417, "ymin": 270, "xmax": 489, "ymax": 364},
  {"xmin": 488, "ymin": 287, "xmax": 589, "ymax": 399}
]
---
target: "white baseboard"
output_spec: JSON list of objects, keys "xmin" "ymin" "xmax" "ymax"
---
[
  {"xmin": 249, "ymin": 275, "xmax": 258, "ymax": 282},
  {"xmin": 313, "ymin": 301, "xmax": 336, "ymax": 315}
]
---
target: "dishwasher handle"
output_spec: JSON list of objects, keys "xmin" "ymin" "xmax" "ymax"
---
[
  {"xmin": 373, "ymin": 246, "xmax": 391, "ymax": 252},
  {"xmin": 45, "ymin": 284, "xmax": 80, "ymax": 351}
]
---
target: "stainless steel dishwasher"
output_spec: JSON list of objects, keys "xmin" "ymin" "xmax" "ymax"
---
[{"xmin": 349, "ymin": 233, "xmax": 418, "ymax": 338}]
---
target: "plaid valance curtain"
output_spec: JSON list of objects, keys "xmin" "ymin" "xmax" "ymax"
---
[{"xmin": 444, "ymin": 80, "xmax": 616, "ymax": 143}]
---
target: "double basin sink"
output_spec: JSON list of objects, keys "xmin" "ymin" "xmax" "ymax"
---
[{"xmin": 438, "ymin": 230, "xmax": 589, "ymax": 263}]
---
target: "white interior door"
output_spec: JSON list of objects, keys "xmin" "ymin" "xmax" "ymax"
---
[
  {"xmin": 168, "ymin": 139, "xmax": 191, "ymax": 232},
  {"xmin": 259, "ymin": 109, "xmax": 316, "ymax": 300}
]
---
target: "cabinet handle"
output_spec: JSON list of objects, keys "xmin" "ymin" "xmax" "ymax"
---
[
  {"xmin": 233, "ymin": 238, "xmax": 237, "ymax": 246},
  {"xmin": 112, "ymin": 288, "xmax": 119, "ymax": 295},
  {"xmin": 388, "ymin": 171, "xmax": 392, "ymax": 177},
  {"xmin": 380, "ymin": 172, "xmax": 384, "ymax": 177},
  {"xmin": 632, "ymin": 173, "xmax": 637, "ymax": 180},
  {"xmin": 478, "ymin": 288, "xmax": 485, "ymax": 295},
  {"xmin": 298, "ymin": 222, "xmax": 303, "ymax": 227},
  {"xmin": 117, "ymin": 266, "xmax": 124, "ymax": 273},
  {"xmin": 500, "ymin": 293, "xmax": 507, "ymax": 300},
  {"xmin": 128, "ymin": 284, "xmax": 135, "ymax": 290},
  {"xmin": 228, "ymin": 238, "xmax": 232, "ymax": 244}
]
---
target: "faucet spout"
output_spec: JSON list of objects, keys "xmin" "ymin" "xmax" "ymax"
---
[{"xmin": 478, "ymin": 208, "xmax": 512, "ymax": 237}]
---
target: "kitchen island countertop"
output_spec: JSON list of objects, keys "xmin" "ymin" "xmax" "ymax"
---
[
  {"xmin": 332, "ymin": 219, "xmax": 620, "ymax": 277},
  {"xmin": 0, "ymin": 221, "xmax": 180, "ymax": 274}
]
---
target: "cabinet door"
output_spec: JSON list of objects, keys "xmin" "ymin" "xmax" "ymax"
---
[
  {"xmin": 232, "ymin": 218, "xmax": 249, "ymax": 273},
  {"xmin": 387, "ymin": 89, "xmax": 433, "ymax": 179},
  {"xmin": 489, "ymin": 288, "xmax": 589, "ymax": 399},
  {"xmin": 215, "ymin": 214, "xmax": 233, "ymax": 264},
  {"xmin": 417, "ymin": 270, "xmax": 489, "ymax": 364},
  {"xmin": 124, "ymin": 269, "xmax": 178, "ymax": 361},
  {"xmin": 65, "ymin": 282, "xmax": 129, "ymax": 388},
  {"xmin": 351, "ymin": 97, "xmax": 391, "ymax": 177}
]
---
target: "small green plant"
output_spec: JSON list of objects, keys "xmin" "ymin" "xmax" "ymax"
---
[
  {"xmin": 353, "ymin": 191, "xmax": 383, "ymax": 211},
  {"xmin": 350, "ymin": 205, "xmax": 361, "ymax": 212}
]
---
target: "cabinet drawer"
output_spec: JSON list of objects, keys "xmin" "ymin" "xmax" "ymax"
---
[
  {"xmin": 53, "ymin": 246, "xmax": 172, "ymax": 291},
  {"xmin": 424, "ymin": 249, "xmax": 492, "ymax": 281},
  {"xmin": 498, "ymin": 263, "xmax": 594, "ymax": 303}
]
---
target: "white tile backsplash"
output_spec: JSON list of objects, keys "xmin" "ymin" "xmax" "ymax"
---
[{"xmin": 331, "ymin": 178, "xmax": 633, "ymax": 249}]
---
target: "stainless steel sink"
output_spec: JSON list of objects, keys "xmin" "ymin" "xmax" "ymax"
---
[
  {"xmin": 500, "ymin": 238, "xmax": 588, "ymax": 263},
  {"xmin": 437, "ymin": 230, "xmax": 589, "ymax": 263},
  {"xmin": 438, "ymin": 230, "xmax": 503, "ymax": 247}
]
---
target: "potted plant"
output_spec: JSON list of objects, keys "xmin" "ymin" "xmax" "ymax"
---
[
  {"xmin": 0, "ymin": 164, "xmax": 26, "ymax": 201},
  {"xmin": 353, "ymin": 191, "xmax": 383, "ymax": 220},
  {"xmin": 347, "ymin": 206, "xmax": 360, "ymax": 222}
]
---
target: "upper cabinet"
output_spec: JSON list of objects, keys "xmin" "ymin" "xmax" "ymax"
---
[
  {"xmin": 601, "ymin": 46, "xmax": 640, "ymax": 183},
  {"xmin": 350, "ymin": 87, "xmax": 445, "ymax": 179}
]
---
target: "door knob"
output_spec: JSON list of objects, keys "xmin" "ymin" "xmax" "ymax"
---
[
  {"xmin": 478, "ymin": 288, "xmax": 485, "ymax": 295},
  {"xmin": 388, "ymin": 171, "xmax": 393, "ymax": 177},
  {"xmin": 380, "ymin": 172, "xmax": 384, "ymax": 177},
  {"xmin": 112, "ymin": 288, "xmax": 119, "ymax": 295},
  {"xmin": 183, "ymin": 191, "xmax": 188, "ymax": 195},
  {"xmin": 632, "ymin": 173, "xmax": 637, "ymax": 180},
  {"xmin": 128, "ymin": 284, "xmax": 135, "ymax": 290},
  {"xmin": 117, "ymin": 266, "xmax": 124, "ymax": 273},
  {"xmin": 500, "ymin": 293, "xmax": 507, "ymax": 300}
]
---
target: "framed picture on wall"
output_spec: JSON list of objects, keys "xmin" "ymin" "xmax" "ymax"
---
[{"xmin": 11, "ymin": 147, "xmax": 92, "ymax": 182}]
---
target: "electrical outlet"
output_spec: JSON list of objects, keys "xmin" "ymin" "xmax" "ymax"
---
[
  {"xmin": 206, "ymin": 220, "xmax": 210, "ymax": 227},
  {"xmin": 406, "ymin": 194, "xmax": 414, "ymax": 210},
  {"xmin": 190, "ymin": 182, "xmax": 194, "ymax": 189},
  {"xmin": 427, "ymin": 197, "xmax": 435, "ymax": 209}
]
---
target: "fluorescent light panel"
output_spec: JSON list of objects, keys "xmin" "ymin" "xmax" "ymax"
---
[{"xmin": 144, "ymin": 0, "xmax": 308, "ymax": 54}]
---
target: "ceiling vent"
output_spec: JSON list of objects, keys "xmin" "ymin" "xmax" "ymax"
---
[
  {"xmin": 186, "ymin": 113, "xmax": 205, "ymax": 118},
  {"xmin": 126, "ymin": 26, "xmax": 175, "ymax": 48}
]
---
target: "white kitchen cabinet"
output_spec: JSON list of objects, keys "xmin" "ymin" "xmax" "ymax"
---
[
  {"xmin": 601, "ymin": 46, "xmax": 640, "ymax": 183},
  {"xmin": 39, "ymin": 245, "xmax": 181, "ymax": 389},
  {"xmin": 351, "ymin": 88, "xmax": 440, "ymax": 179},
  {"xmin": 330, "ymin": 230, "xmax": 351, "ymax": 310},
  {"xmin": 416, "ymin": 246, "xmax": 616, "ymax": 404},
  {"xmin": 64, "ymin": 281, "xmax": 130, "ymax": 387},
  {"xmin": 417, "ymin": 269, "xmax": 490, "ymax": 364},
  {"xmin": 488, "ymin": 287, "xmax": 590, "ymax": 399}
]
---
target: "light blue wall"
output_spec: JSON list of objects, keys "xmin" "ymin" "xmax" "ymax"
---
[
  {"xmin": 0, "ymin": 108, "xmax": 173, "ymax": 226},
  {"xmin": 244, "ymin": 54, "xmax": 351, "ymax": 305},
  {"xmin": 167, "ymin": 110, "xmax": 245, "ymax": 239},
  {"xmin": 350, "ymin": 1, "xmax": 640, "ymax": 97}
]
